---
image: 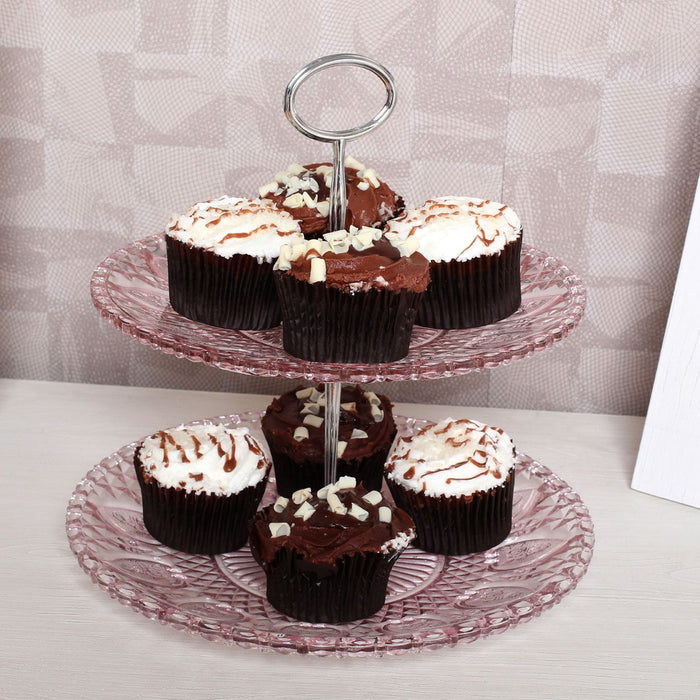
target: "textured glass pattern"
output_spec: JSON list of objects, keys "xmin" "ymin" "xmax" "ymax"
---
[
  {"xmin": 66, "ymin": 413, "xmax": 594, "ymax": 656},
  {"xmin": 90, "ymin": 235, "xmax": 585, "ymax": 382}
]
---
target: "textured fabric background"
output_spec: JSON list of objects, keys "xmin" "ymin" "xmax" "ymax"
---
[{"xmin": 1, "ymin": 0, "xmax": 699, "ymax": 415}]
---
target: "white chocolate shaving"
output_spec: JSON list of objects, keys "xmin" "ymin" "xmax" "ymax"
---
[
  {"xmin": 348, "ymin": 503, "xmax": 369, "ymax": 521},
  {"xmin": 293, "ymin": 426, "xmax": 309, "ymax": 441},
  {"xmin": 306, "ymin": 239, "xmax": 325, "ymax": 255},
  {"xmin": 378, "ymin": 506, "xmax": 392, "ymax": 523},
  {"xmin": 258, "ymin": 182, "xmax": 278, "ymax": 197},
  {"xmin": 394, "ymin": 237, "xmax": 421, "ymax": 257},
  {"xmin": 371, "ymin": 405, "xmax": 384, "ymax": 422},
  {"xmin": 303, "ymin": 414, "xmax": 324, "ymax": 428},
  {"xmin": 269, "ymin": 522, "xmax": 291, "ymax": 537},
  {"xmin": 309, "ymin": 257, "xmax": 326, "ymax": 284},
  {"xmin": 336, "ymin": 441, "xmax": 348, "ymax": 459},
  {"xmin": 364, "ymin": 391, "xmax": 381, "ymax": 406},
  {"xmin": 350, "ymin": 428, "xmax": 368, "ymax": 440},
  {"xmin": 362, "ymin": 490, "xmax": 383, "ymax": 506},
  {"xmin": 291, "ymin": 487, "xmax": 312, "ymax": 504},
  {"xmin": 340, "ymin": 402, "xmax": 356, "ymax": 412},
  {"xmin": 283, "ymin": 192, "xmax": 304, "ymax": 208},
  {"xmin": 273, "ymin": 496, "xmax": 289, "ymax": 513},
  {"xmin": 345, "ymin": 155, "xmax": 365, "ymax": 170},
  {"xmin": 362, "ymin": 168, "xmax": 380, "ymax": 188},
  {"xmin": 335, "ymin": 475, "xmax": 357, "ymax": 490},
  {"xmin": 351, "ymin": 228, "xmax": 374, "ymax": 250},
  {"xmin": 326, "ymin": 492, "xmax": 347, "ymax": 515},
  {"xmin": 294, "ymin": 501, "xmax": 315, "ymax": 521},
  {"xmin": 275, "ymin": 247, "xmax": 291, "ymax": 270},
  {"xmin": 290, "ymin": 242, "xmax": 307, "ymax": 259},
  {"xmin": 295, "ymin": 387, "xmax": 314, "ymax": 400},
  {"xmin": 317, "ymin": 483, "xmax": 338, "ymax": 499},
  {"xmin": 324, "ymin": 230, "xmax": 348, "ymax": 246}
]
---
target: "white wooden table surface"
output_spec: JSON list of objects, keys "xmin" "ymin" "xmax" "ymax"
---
[{"xmin": 1, "ymin": 378, "xmax": 698, "ymax": 699}]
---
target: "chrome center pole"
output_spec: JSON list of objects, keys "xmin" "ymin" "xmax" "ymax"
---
[{"xmin": 283, "ymin": 53, "xmax": 397, "ymax": 484}]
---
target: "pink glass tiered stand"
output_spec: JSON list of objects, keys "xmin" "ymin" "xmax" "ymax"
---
[{"xmin": 69, "ymin": 55, "xmax": 592, "ymax": 656}]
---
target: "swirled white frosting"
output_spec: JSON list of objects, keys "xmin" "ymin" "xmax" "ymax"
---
[
  {"xmin": 384, "ymin": 197, "xmax": 521, "ymax": 262},
  {"xmin": 166, "ymin": 196, "xmax": 303, "ymax": 262},
  {"xmin": 386, "ymin": 417, "xmax": 515, "ymax": 498},
  {"xmin": 137, "ymin": 423, "xmax": 270, "ymax": 496}
]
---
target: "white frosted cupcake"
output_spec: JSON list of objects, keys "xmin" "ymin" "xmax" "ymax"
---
[
  {"xmin": 165, "ymin": 196, "xmax": 303, "ymax": 329},
  {"xmin": 385, "ymin": 197, "xmax": 522, "ymax": 328},
  {"xmin": 134, "ymin": 423, "xmax": 271, "ymax": 554},
  {"xmin": 385, "ymin": 417, "xmax": 515, "ymax": 554}
]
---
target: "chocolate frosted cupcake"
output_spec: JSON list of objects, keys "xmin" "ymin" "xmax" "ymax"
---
[
  {"xmin": 166, "ymin": 196, "xmax": 303, "ymax": 329},
  {"xmin": 249, "ymin": 477, "xmax": 415, "ymax": 622},
  {"xmin": 273, "ymin": 226, "xmax": 430, "ymax": 362},
  {"xmin": 258, "ymin": 157, "xmax": 404, "ymax": 238},
  {"xmin": 134, "ymin": 423, "xmax": 271, "ymax": 554},
  {"xmin": 385, "ymin": 417, "xmax": 515, "ymax": 555},
  {"xmin": 261, "ymin": 384, "xmax": 396, "ymax": 497},
  {"xmin": 385, "ymin": 197, "xmax": 522, "ymax": 328}
]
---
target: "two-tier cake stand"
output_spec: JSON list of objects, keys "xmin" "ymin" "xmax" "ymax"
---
[{"xmin": 67, "ymin": 55, "xmax": 593, "ymax": 656}]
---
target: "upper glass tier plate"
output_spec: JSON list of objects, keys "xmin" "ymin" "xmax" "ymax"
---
[{"xmin": 91, "ymin": 234, "xmax": 585, "ymax": 382}]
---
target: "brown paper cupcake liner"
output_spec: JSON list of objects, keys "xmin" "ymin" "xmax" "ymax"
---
[
  {"xmin": 134, "ymin": 452, "xmax": 268, "ymax": 554},
  {"xmin": 166, "ymin": 236, "xmax": 281, "ymax": 329},
  {"xmin": 386, "ymin": 469, "xmax": 514, "ymax": 555},
  {"xmin": 262, "ymin": 547, "xmax": 403, "ymax": 623},
  {"xmin": 265, "ymin": 431, "xmax": 396, "ymax": 497},
  {"xmin": 416, "ymin": 234, "xmax": 523, "ymax": 329},
  {"xmin": 274, "ymin": 271, "xmax": 423, "ymax": 362}
]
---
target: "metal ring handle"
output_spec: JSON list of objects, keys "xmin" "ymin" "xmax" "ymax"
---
[{"xmin": 283, "ymin": 53, "xmax": 397, "ymax": 143}]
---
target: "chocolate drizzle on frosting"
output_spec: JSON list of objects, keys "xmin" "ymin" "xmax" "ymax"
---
[
  {"xmin": 136, "ymin": 423, "xmax": 270, "ymax": 496},
  {"xmin": 166, "ymin": 196, "xmax": 303, "ymax": 262},
  {"xmin": 386, "ymin": 417, "xmax": 515, "ymax": 498},
  {"xmin": 384, "ymin": 197, "xmax": 521, "ymax": 263}
]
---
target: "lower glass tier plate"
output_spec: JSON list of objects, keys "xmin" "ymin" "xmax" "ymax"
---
[
  {"xmin": 66, "ymin": 413, "xmax": 594, "ymax": 657},
  {"xmin": 90, "ymin": 235, "xmax": 586, "ymax": 382}
]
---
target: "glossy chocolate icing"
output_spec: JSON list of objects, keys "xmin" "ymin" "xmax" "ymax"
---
[
  {"xmin": 284, "ymin": 236, "xmax": 430, "ymax": 293},
  {"xmin": 249, "ymin": 484, "xmax": 415, "ymax": 572},
  {"xmin": 261, "ymin": 384, "xmax": 395, "ymax": 463},
  {"xmin": 262, "ymin": 162, "xmax": 404, "ymax": 237}
]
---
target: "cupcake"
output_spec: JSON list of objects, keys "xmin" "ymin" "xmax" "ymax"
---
[
  {"xmin": 385, "ymin": 417, "xmax": 515, "ymax": 555},
  {"xmin": 248, "ymin": 477, "xmax": 415, "ymax": 622},
  {"xmin": 384, "ymin": 197, "xmax": 522, "ymax": 328},
  {"xmin": 273, "ymin": 226, "xmax": 430, "ymax": 362},
  {"xmin": 165, "ymin": 196, "xmax": 303, "ymax": 329},
  {"xmin": 258, "ymin": 156, "xmax": 404, "ymax": 238},
  {"xmin": 260, "ymin": 384, "xmax": 396, "ymax": 497},
  {"xmin": 134, "ymin": 423, "xmax": 271, "ymax": 554}
]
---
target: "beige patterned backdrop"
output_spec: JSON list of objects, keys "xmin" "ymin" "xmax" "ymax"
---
[{"xmin": 1, "ymin": 0, "xmax": 699, "ymax": 416}]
